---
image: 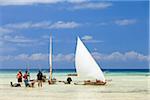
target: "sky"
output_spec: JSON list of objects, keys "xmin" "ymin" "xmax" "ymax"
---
[{"xmin": 0, "ymin": 0, "xmax": 149, "ymax": 69}]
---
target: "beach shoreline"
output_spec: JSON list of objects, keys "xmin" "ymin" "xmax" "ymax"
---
[{"xmin": 0, "ymin": 70, "xmax": 149, "ymax": 100}]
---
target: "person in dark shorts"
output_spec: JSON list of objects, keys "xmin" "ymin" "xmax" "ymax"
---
[
  {"xmin": 37, "ymin": 70, "xmax": 43, "ymax": 87},
  {"xmin": 17, "ymin": 70, "xmax": 22, "ymax": 84}
]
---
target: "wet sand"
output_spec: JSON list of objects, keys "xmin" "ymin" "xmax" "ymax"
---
[{"xmin": 0, "ymin": 72, "xmax": 150, "ymax": 100}]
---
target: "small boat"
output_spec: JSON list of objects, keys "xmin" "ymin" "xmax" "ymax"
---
[
  {"xmin": 67, "ymin": 73, "xmax": 78, "ymax": 76},
  {"xmin": 75, "ymin": 37, "xmax": 106, "ymax": 85}
]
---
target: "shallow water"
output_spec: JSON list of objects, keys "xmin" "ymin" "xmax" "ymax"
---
[{"xmin": 0, "ymin": 70, "xmax": 150, "ymax": 100}]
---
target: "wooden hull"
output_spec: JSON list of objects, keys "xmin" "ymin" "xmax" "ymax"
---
[
  {"xmin": 48, "ymin": 79, "xmax": 56, "ymax": 85},
  {"xmin": 67, "ymin": 74, "xmax": 77, "ymax": 76},
  {"xmin": 84, "ymin": 81, "xmax": 106, "ymax": 85},
  {"xmin": 74, "ymin": 81, "xmax": 106, "ymax": 85}
]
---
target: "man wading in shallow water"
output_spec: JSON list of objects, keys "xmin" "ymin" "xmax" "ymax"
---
[{"xmin": 37, "ymin": 70, "xmax": 43, "ymax": 87}]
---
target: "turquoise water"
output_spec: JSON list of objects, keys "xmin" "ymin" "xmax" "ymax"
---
[{"xmin": 0, "ymin": 69, "xmax": 149, "ymax": 79}]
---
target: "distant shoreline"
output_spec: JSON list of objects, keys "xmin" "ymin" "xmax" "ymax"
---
[{"xmin": 0, "ymin": 68, "xmax": 149, "ymax": 72}]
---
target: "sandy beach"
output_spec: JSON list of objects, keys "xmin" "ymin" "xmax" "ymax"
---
[{"xmin": 0, "ymin": 71, "xmax": 149, "ymax": 100}]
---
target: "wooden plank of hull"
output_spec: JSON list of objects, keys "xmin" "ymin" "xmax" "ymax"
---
[
  {"xmin": 84, "ymin": 81, "xmax": 106, "ymax": 85},
  {"xmin": 48, "ymin": 78, "xmax": 57, "ymax": 84},
  {"xmin": 67, "ymin": 74, "xmax": 77, "ymax": 76},
  {"xmin": 74, "ymin": 81, "xmax": 106, "ymax": 85}
]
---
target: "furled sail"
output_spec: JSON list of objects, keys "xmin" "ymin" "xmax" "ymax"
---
[{"xmin": 75, "ymin": 37, "xmax": 105, "ymax": 82}]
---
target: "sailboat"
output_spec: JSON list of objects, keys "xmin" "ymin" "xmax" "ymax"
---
[
  {"xmin": 48, "ymin": 34, "xmax": 56, "ymax": 84},
  {"xmin": 75, "ymin": 37, "xmax": 106, "ymax": 85}
]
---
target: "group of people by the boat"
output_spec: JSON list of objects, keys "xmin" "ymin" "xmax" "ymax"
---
[
  {"xmin": 11, "ymin": 70, "xmax": 44, "ymax": 87},
  {"xmin": 10, "ymin": 70, "xmax": 74, "ymax": 88}
]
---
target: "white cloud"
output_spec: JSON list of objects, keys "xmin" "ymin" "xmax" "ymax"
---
[
  {"xmin": 115, "ymin": 19, "xmax": 137, "ymax": 26},
  {"xmin": 0, "ymin": 34, "xmax": 52, "ymax": 49},
  {"xmin": 32, "ymin": 21, "xmax": 51, "ymax": 28},
  {"xmin": 81, "ymin": 35, "xmax": 103, "ymax": 43},
  {"xmin": 92, "ymin": 51, "xmax": 149, "ymax": 62},
  {"xmin": 0, "ymin": 0, "xmax": 88, "ymax": 6},
  {"xmin": 29, "ymin": 53, "xmax": 48, "ymax": 61},
  {"xmin": 0, "ymin": 53, "xmax": 74, "ymax": 62},
  {"xmin": 53, "ymin": 53, "xmax": 74, "ymax": 62},
  {"xmin": 15, "ymin": 54, "xmax": 29, "ymax": 61},
  {"xmin": 0, "ymin": 51, "xmax": 149, "ymax": 63},
  {"xmin": 0, "ymin": 53, "xmax": 47, "ymax": 61},
  {"xmin": 0, "ymin": 55, "xmax": 13, "ymax": 61},
  {"xmin": 49, "ymin": 21, "xmax": 80, "ymax": 29},
  {"xmin": 5, "ymin": 22, "xmax": 32, "ymax": 29},
  {"xmin": 0, "ymin": 0, "xmax": 62, "ymax": 6},
  {"xmin": 124, "ymin": 51, "xmax": 148, "ymax": 61},
  {"xmin": 0, "ymin": 35, "xmax": 36, "ymax": 43},
  {"xmin": 3, "ymin": 21, "xmax": 80, "ymax": 29},
  {"xmin": 82, "ymin": 35, "xmax": 93, "ymax": 40},
  {"xmin": 4, "ymin": 21, "xmax": 51, "ymax": 29},
  {"xmin": 14, "ymin": 53, "xmax": 48, "ymax": 61},
  {"xmin": 0, "ymin": 27, "xmax": 13, "ymax": 34},
  {"xmin": 0, "ymin": 1, "xmax": 112, "ymax": 12},
  {"xmin": 73, "ymin": 2, "xmax": 112, "ymax": 10}
]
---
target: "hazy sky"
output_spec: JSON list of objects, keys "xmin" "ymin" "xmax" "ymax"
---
[{"xmin": 0, "ymin": 0, "xmax": 149, "ymax": 69}]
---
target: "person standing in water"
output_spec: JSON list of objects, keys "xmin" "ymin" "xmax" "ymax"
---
[
  {"xmin": 23, "ymin": 71, "xmax": 29, "ymax": 87},
  {"xmin": 17, "ymin": 70, "xmax": 22, "ymax": 84},
  {"xmin": 37, "ymin": 70, "xmax": 43, "ymax": 87},
  {"xmin": 26, "ymin": 67, "xmax": 30, "ymax": 80}
]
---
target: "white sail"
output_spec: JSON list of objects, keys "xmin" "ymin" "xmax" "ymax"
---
[
  {"xmin": 75, "ymin": 37, "xmax": 105, "ymax": 82},
  {"xmin": 49, "ymin": 34, "xmax": 52, "ymax": 81}
]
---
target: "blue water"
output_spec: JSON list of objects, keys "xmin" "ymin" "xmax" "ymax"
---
[
  {"xmin": 0, "ymin": 68, "xmax": 149, "ymax": 72},
  {"xmin": 0, "ymin": 69, "xmax": 76, "ymax": 73},
  {"xmin": 0, "ymin": 69, "xmax": 149, "ymax": 76}
]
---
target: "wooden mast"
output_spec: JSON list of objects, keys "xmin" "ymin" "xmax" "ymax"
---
[{"xmin": 49, "ymin": 34, "xmax": 52, "ymax": 82}]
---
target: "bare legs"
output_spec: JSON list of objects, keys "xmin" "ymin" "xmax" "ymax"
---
[{"xmin": 38, "ymin": 80, "xmax": 42, "ymax": 87}]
